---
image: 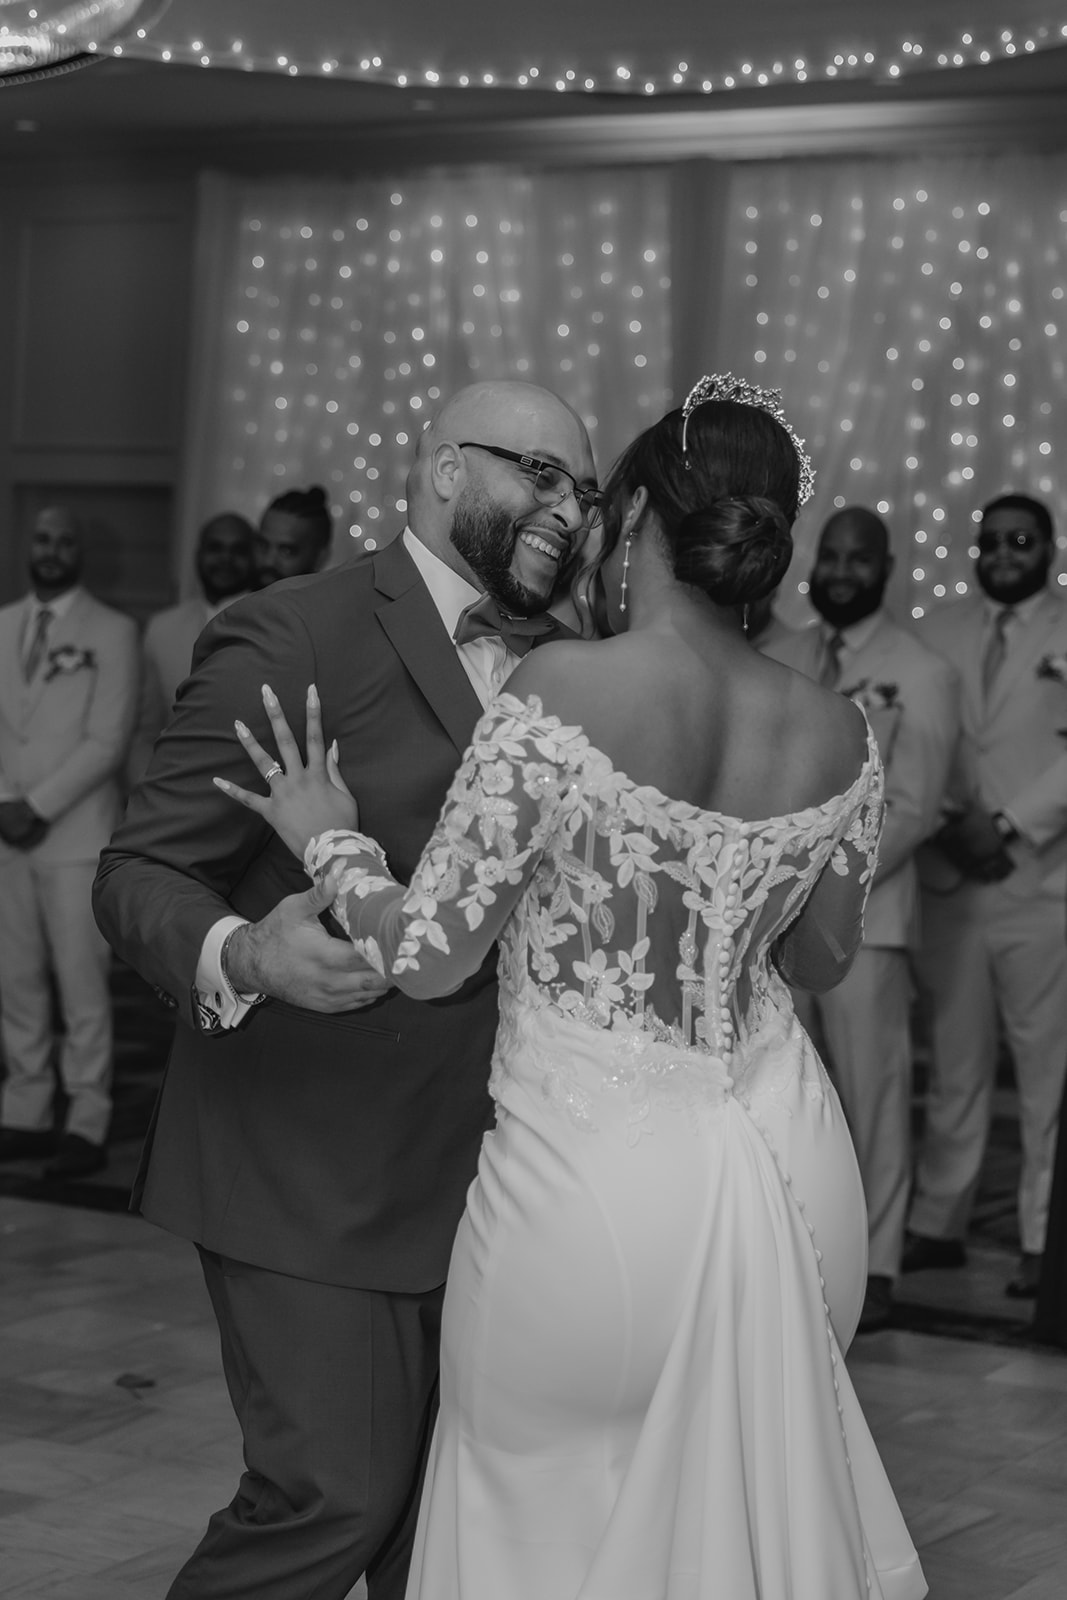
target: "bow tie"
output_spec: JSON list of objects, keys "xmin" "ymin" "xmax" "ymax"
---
[{"xmin": 453, "ymin": 594, "xmax": 573, "ymax": 656}]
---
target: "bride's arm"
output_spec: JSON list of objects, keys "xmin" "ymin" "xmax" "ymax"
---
[
  {"xmin": 773, "ymin": 759, "xmax": 885, "ymax": 993},
  {"xmin": 304, "ymin": 694, "xmax": 574, "ymax": 998},
  {"xmin": 216, "ymin": 662, "xmax": 581, "ymax": 1002}
]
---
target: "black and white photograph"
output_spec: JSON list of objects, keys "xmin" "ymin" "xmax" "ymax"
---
[{"xmin": 1, "ymin": 4, "xmax": 1067, "ymax": 1597}]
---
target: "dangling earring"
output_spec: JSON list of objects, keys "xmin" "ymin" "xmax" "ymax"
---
[{"xmin": 619, "ymin": 530, "xmax": 634, "ymax": 614}]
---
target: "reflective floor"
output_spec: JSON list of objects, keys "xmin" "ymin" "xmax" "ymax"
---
[{"xmin": 0, "ymin": 1194, "xmax": 1065, "ymax": 1599}]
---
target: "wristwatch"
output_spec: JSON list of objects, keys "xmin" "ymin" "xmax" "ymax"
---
[{"xmin": 991, "ymin": 810, "xmax": 1020, "ymax": 846}]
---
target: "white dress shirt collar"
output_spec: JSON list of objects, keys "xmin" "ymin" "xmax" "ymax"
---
[
  {"xmin": 401, "ymin": 527, "xmax": 520, "ymax": 710},
  {"xmin": 26, "ymin": 585, "xmax": 81, "ymax": 625},
  {"xmin": 821, "ymin": 608, "xmax": 883, "ymax": 654},
  {"xmin": 982, "ymin": 588, "xmax": 1046, "ymax": 630},
  {"xmin": 402, "ymin": 528, "xmax": 479, "ymax": 638}
]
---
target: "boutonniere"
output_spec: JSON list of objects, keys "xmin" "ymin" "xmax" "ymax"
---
[
  {"xmin": 840, "ymin": 679, "xmax": 900, "ymax": 712},
  {"xmin": 1037, "ymin": 652, "xmax": 1067, "ymax": 685},
  {"xmin": 43, "ymin": 645, "xmax": 96, "ymax": 682}
]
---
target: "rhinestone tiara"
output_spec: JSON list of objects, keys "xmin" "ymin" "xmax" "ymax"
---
[{"xmin": 681, "ymin": 372, "xmax": 816, "ymax": 508}]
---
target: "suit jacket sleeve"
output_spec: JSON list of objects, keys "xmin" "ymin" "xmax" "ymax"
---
[
  {"xmin": 27, "ymin": 611, "xmax": 139, "ymax": 822},
  {"xmin": 93, "ymin": 592, "xmax": 316, "ymax": 1029},
  {"xmin": 127, "ymin": 616, "xmax": 169, "ymax": 788},
  {"xmin": 1006, "ymin": 749, "xmax": 1067, "ymax": 850},
  {"xmin": 874, "ymin": 652, "xmax": 961, "ymax": 883}
]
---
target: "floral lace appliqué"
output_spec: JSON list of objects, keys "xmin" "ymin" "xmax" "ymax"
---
[{"xmin": 306, "ymin": 693, "xmax": 884, "ymax": 1127}]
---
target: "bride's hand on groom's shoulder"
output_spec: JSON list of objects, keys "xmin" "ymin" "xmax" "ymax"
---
[{"xmin": 214, "ymin": 682, "xmax": 360, "ymax": 860}]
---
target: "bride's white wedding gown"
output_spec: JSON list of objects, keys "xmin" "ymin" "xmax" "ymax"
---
[{"xmin": 309, "ymin": 692, "xmax": 926, "ymax": 1600}]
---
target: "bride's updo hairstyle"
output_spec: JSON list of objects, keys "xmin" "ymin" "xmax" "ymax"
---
[{"xmin": 602, "ymin": 380, "xmax": 808, "ymax": 610}]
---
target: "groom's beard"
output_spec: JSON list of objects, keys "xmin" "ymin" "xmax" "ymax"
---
[{"xmin": 450, "ymin": 486, "xmax": 552, "ymax": 617}]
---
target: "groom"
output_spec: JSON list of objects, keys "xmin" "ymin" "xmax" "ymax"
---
[{"xmin": 93, "ymin": 381, "xmax": 598, "ymax": 1600}]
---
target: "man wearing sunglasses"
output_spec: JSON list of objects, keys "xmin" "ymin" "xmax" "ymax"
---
[
  {"xmin": 93, "ymin": 381, "xmax": 599, "ymax": 1600},
  {"xmin": 909, "ymin": 493, "xmax": 1067, "ymax": 1303}
]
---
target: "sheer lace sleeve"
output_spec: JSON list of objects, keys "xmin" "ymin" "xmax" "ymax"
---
[
  {"xmin": 303, "ymin": 694, "xmax": 582, "ymax": 1000},
  {"xmin": 772, "ymin": 751, "xmax": 885, "ymax": 994}
]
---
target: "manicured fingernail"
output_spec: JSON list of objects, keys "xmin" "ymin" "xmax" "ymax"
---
[
  {"xmin": 262, "ymin": 684, "xmax": 277, "ymax": 706},
  {"xmin": 308, "ymin": 683, "xmax": 319, "ymax": 706},
  {"xmin": 235, "ymin": 720, "xmax": 249, "ymax": 737},
  {"xmin": 213, "ymin": 777, "xmax": 230, "ymax": 791},
  {"xmin": 330, "ymin": 739, "xmax": 339, "ymax": 760}
]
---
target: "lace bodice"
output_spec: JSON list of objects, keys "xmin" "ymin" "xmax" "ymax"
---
[{"xmin": 307, "ymin": 692, "xmax": 884, "ymax": 1062}]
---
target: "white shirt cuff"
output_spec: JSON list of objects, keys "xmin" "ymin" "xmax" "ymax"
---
[
  {"xmin": 997, "ymin": 806, "xmax": 1028, "ymax": 845},
  {"xmin": 195, "ymin": 915, "xmax": 261, "ymax": 1030}
]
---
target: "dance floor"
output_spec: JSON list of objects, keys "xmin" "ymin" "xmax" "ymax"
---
[
  {"xmin": 0, "ymin": 1195, "xmax": 1066, "ymax": 1599},
  {"xmin": 0, "ymin": 963, "xmax": 1048, "ymax": 1346},
  {"xmin": 1, "ymin": 968, "xmax": 1065, "ymax": 1597}
]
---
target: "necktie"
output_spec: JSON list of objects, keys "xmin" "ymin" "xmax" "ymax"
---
[
  {"xmin": 453, "ymin": 594, "xmax": 571, "ymax": 657},
  {"xmin": 819, "ymin": 629, "xmax": 845, "ymax": 690},
  {"xmin": 982, "ymin": 607, "xmax": 1014, "ymax": 702},
  {"xmin": 22, "ymin": 606, "xmax": 53, "ymax": 682}
]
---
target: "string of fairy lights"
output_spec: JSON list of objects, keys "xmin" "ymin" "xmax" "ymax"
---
[
  {"xmin": 718, "ymin": 163, "xmax": 1067, "ymax": 619},
  {"xmin": 211, "ymin": 158, "xmax": 1067, "ymax": 617},
  {"xmin": 106, "ymin": 15, "xmax": 1067, "ymax": 98},
  {"xmin": 210, "ymin": 173, "xmax": 670, "ymax": 557}
]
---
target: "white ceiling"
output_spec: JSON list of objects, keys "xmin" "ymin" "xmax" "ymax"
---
[{"xmin": 0, "ymin": 0, "xmax": 1065, "ymax": 163}]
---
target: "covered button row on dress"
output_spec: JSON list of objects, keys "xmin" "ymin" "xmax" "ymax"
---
[{"xmin": 715, "ymin": 919, "xmax": 737, "ymax": 1057}]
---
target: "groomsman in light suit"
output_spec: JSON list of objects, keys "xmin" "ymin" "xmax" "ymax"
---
[
  {"xmin": 0, "ymin": 507, "xmax": 138, "ymax": 1177},
  {"xmin": 909, "ymin": 493, "xmax": 1067, "ymax": 1299},
  {"xmin": 763, "ymin": 507, "xmax": 960, "ymax": 1331},
  {"xmin": 128, "ymin": 512, "xmax": 254, "ymax": 784}
]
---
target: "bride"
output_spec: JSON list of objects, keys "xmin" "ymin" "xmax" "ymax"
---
[{"xmin": 217, "ymin": 376, "xmax": 926, "ymax": 1600}]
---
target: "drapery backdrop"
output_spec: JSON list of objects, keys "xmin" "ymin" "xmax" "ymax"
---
[
  {"xmin": 714, "ymin": 153, "xmax": 1067, "ymax": 622},
  {"xmin": 179, "ymin": 166, "xmax": 672, "ymax": 592},
  {"xmin": 181, "ymin": 151, "xmax": 1067, "ymax": 617}
]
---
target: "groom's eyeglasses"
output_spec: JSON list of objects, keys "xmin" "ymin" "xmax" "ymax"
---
[{"xmin": 460, "ymin": 442, "xmax": 605, "ymax": 528}]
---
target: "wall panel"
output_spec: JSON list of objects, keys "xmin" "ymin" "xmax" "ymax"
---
[
  {"xmin": 13, "ymin": 214, "xmax": 188, "ymax": 454},
  {"xmin": 0, "ymin": 175, "xmax": 195, "ymax": 615}
]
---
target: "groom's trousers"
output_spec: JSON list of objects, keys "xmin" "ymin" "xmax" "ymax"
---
[{"xmin": 166, "ymin": 1249, "xmax": 443, "ymax": 1600}]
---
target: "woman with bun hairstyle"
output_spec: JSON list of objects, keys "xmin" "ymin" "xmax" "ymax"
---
[
  {"xmin": 220, "ymin": 378, "xmax": 925, "ymax": 1599},
  {"xmin": 254, "ymin": 484, "xmax": 333, "ymax": 588}
]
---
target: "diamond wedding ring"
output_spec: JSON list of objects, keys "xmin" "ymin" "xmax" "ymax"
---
[{"xmin": 263, "ymin": 763, "xmax": 283, "ymax": 784}]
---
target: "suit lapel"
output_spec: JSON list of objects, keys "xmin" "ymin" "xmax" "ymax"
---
[
  {"xmin": 372, "ymin": 539, "xmax": 484, "ymax": 756},
  {"xmin": 0, "ymin": 602, "xmax": 29, "ymax": 726},
  {"xmin": 986, "ymin": 591, "xmax": 1063, "ymax": 720},
  {"xmin": 22, "ymin": 591, "xmax": 89, "ymax": 721},
  {"xmin": 956, "ymin": 603, "xmax": 989, "ymax": 733},
  {"xmin": 845, "ymin": 613, "xmax": 894, "ymax": 683}
]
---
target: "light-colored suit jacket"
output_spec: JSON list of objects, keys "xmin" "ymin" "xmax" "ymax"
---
[
  {"xmin": 128, "ymin": 594, "xmax": 249, "ymax": 785},
  {"xmin": 764, "ymin": 611, "xmax": 960, "ymax": 947},
  {"xmin": 0, "ymin": 589, "xmax": 139, "ymax": 863},
  {"xmin": 917, "ymin": 587, "xmax": 1067, "ymax": 901}
]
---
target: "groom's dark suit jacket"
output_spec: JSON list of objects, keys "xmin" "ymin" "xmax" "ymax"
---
[{"xmin": 93, "ymin": 539, "xmax": 498, "ymax": 1292}]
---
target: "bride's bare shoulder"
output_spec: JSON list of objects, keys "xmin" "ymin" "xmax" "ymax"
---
[
  {"xmin": 779, "ymin": 668, "xmax": 872, "ymax": 792},
  {"xmin": 503, "ymin": 636, "xmax": 631, "ymax": 712}
]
